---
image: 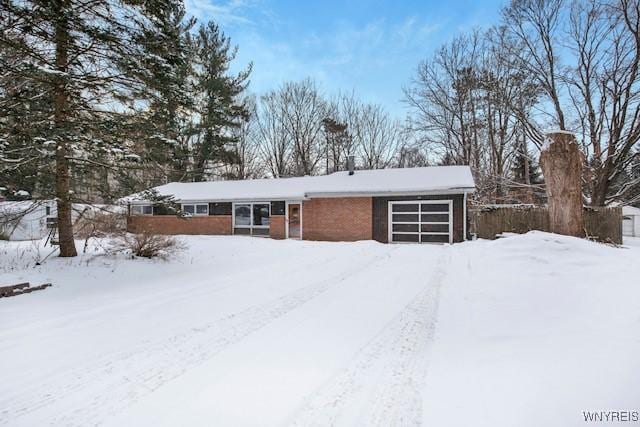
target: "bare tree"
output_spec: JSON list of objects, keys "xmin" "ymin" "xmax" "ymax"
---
[
  {"xmin": 257, "ymin": 90, "xmax": 291, "ymax": 178},
  {"xmin": 330, "ymin": 93, "xmax": 402, "ymax": 170},
  {"xmin": 228, "ymin": 96, "xmax": 263, "ymax": 179},
  {"xmin": 503, "ymin": 0, "xmax": 567, "ymax": 138},
  {"xmin": 481, "ymin": 27, "xmax": 536, "ymax": 202},
  {"xmin": 351, "ymin": 103, "xmax": 402, "ymax": 169},
  {"xmin": 404, "ymin": 32, "xmax": 484, "ymax": 169},
  {"xmin": 256, "ymin": 79, "xmax": 328, "ymax": 177},
  {"xmin": 254, "ymin": 80, "xmax": 407, "ymax": 177},
  {"xmin": 279, "ymin": 79, "xmax": 327, "ymax": 175},
  {"xmin": 405, "ymin": 30, "xmax": 531, "ymax": 202},
  {"xmin": 504, "ymin": 0, "xmax": 640, "ymax": 205},
  {"xmin": 396, "ymin": 123, "xmax": 430, "ymax": 168}
]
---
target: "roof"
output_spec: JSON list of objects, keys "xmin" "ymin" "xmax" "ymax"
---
[
  {"xmin": 0, "ymin": 200, "xmax": 53, "ymax": 215},
  {"xmin": 129, "ymin": 166, "xmax": 476, "ymax": 203},
  {"xmin": 623, "ymin": 205, "xmax": 640, "ymax": 216}
]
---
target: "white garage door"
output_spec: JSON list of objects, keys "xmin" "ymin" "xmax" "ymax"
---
[{"xmin": 388, "ymin": 200, "xmax": 453, "ymax": 244}]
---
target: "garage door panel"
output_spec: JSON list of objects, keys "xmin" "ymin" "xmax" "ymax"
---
[
  {"xmin": 421, "ymin": 223, "xmax": 449, "ymax": 233},
  {"xmin": 420, "ymin": 213, "xmax": 449, "ymax": 222},
  {"xmin": 392, "ymin": 213, "xmax": 419, "ymax": 222},
  {"xmin": 393, "ymin": 223, "xmax": 419, "ymax": 232},
  {"xmin": 392, "ymin": 203, "xmax": 419, "ymax": 212},
  {"xmin": 420, "ymin": 203, "xmax": 450, "ymax": 212},
  {"xmin": 421, "ymin": 234, "xmax": 450, "ymax": 243},
  {"xmin": 392, "ymin": 233, "xmax": 420, "ymax": 242}
]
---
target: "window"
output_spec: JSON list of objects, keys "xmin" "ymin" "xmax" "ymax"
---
[
  {"xmin": 210, "ymin": 202, "xmax": 232, "ymax": 215},
  {"xmin": 182, "ymin": 203, "xmax": 208, "ymax": 216},
  {"xmin": 196, "ymin": 204, "xmax": 208, "ymax": 215},
  {"xmin": 234, "ymin": 202, "xmax": 270, "ymax": 236},
  {"xmin": 131, "ymin": 204, "xmax": 153, "ymax": 215},
  {"xmin": 234, "ymin": 204, "xmax": 251, "ymax": 225},
  {"xmin": 253, "ymin": 203, "xmax": 270, "ymax": 226},
  {"xmin": 270, "ymin": 201, "xmax": 285, "ymax": 215}
]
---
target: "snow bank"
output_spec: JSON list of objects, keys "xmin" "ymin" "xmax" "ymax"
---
[
  {"xmin": 0, "ymin": 232, "xmax": 638, "ymax": 426},
  {"xmin": 422, "ymin": 231, "xmax": 640, "ymax": 426}
]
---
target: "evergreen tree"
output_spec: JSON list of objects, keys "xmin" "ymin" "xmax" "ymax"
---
[
  {"xmin": 191, "ymin": 22, "xmax": 252, "ymax": 182},
  {"xmin": 0, "ymin": 45, "xmax": 55, "ymax": 200},
  {"xmin": 510, "ymin": 138, "xmax": 543, "ymax": 203},
  {"xmin": 511, "ymin": 148, "xmax": 542, "ymax": 187},
  {"xmin": 321, "ymin": 117, "xmax": 349, "ymax": 174},
  {"xmin": 0, "ymin": 0, "xmax": 186, "ymax": 256},
  {"xmin": 132, "ymin": 2, "xmax": 196, "ymax": 186}
]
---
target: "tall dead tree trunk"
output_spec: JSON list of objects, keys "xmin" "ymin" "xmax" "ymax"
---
[
  {"xmin": 540, "ymin": 131, "xmax": 585, "ymax": 238},
  {"xmin": 53, "ymin": 0, "xmax": 77, "ymax": 257}
]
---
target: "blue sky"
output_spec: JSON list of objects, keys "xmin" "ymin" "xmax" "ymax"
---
[{"xmin": 185, "ymin": 0, "xmax": 505, "ymax": 118}]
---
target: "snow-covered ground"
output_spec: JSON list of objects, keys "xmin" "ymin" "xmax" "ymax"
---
[{"xmin": 1, "ymin": 233, "xmax": 639, "ymax": 426}]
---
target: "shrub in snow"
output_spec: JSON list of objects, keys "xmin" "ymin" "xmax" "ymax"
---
[
  {"xmin": 74, "ymin": 209, "xmax": 126, "ymax": 240},
  {"xmin": 112, "ymin": 233, "xmax": 185, "ymax": 260}
]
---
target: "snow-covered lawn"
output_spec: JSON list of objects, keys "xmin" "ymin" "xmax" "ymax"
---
[{"xmin": 1, "ymin": 233, "xmax": 639, "ymax": 426}]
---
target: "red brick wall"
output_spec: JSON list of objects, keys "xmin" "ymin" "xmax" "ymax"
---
[
  {"xmin": 269, "ymin": 215, "xmax": 286, "ymax": 239},
  {"xmin": 127, "ymin": 215, "xmax": 232, "ymax": 235},
  {"xmin": 302, "ymin": 197, "xmax": 372, "ymax": 241}
]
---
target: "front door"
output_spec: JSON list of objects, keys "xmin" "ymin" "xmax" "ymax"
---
[{"xmin": 288, "ymin": 204, "xmax": 301, "ymax": 239}]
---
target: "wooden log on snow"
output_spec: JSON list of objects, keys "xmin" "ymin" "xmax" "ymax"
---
[
  {"xmin": 0, "ymin": 283, "xmax": 52, "ymax": 298},
  {"xmin": 0, "ymin": 282, "xmax": 30, "ymax": 297},
  {"xmin": 19, "ymin": 283, "xmax": 52, "ymax": 294}
]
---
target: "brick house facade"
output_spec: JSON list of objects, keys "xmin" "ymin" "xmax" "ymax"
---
[
  {"xmin": 302, "ymin": 197, "xmax": 373, "ymax": 241},
  {"xmin": 125, "ymin": 166, "xmax": 475, "ymax": 244}
]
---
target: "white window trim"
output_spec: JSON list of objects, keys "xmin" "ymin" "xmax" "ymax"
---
[
  {"xmin": 388, "ymin": 200, "xmax": 453, "ymax": 244},
  {"xmin": 182, "ymin": 203, "xmax": 209, "ymax": 216},
  {"xmin": 232, "ymin": 202, "xmax": 271, "ymax": 235}
]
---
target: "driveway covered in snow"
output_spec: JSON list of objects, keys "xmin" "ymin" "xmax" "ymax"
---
[{"xmin": 1, "ymin": 234, "xmax": 639, "ymax": 426}]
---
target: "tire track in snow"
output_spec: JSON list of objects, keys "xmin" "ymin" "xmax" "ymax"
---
[
  {"xmin": 288, "ymin": 247, "xmax": 449, "ymax": 427},
  {"xmin": 0, "ymin": 249, "xmax": 393, "ymax": 427},
  {"xmin": 0, "ymin": 252, "xmax": 342, "ymax": 343}
]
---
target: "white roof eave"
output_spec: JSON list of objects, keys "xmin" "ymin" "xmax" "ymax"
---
[
  {"xmin": 303, "ymin": 187, "xmax": 476, "ymax": 198},
  {"xmin": 129, "ymin": 187, "xmax": 476, "ymax": 204}
]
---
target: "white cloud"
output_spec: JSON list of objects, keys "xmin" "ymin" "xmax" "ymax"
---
[
  {"xmin": 184, "ymin": 0, "xmax": 255, "ymax": 26},
  {"xmin": 184, "ymin": 1, "xmax": 443, "ymax": 117}
]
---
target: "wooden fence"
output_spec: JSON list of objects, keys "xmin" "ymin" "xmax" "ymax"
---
[{"xmin": 470, "ymin": 205, "xmax": 622, "ymax": 244}]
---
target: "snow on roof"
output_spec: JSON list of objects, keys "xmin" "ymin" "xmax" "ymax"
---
[
  {"xmin": 623, "ymin": 205, "xmax": 640, "ymax": 216},
  {"xmin": 0, "ymin": 200, "xmax": 52, "ymax": 214},
  {"xmin": 129, "ymin": 166, "xmax": 476, "ymax": 203}
]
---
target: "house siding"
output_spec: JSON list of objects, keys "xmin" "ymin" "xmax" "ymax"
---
[
  {"xmin": 127, "ymin": 193, "xmax": 467, "ymax": 243},
  {"xmin": 127, "ymin": 215, "xmax": 232, "ymax": 235},
  {"xmin": 269, "ymin": 215, "xmax": 286, "ymax": 239},
  {"xmin": 302, "ymin": 197, "xmax": 373, "ymax": 241},
  {"xmin": 372, "ymin": 194, "xmax": 466, "ymax": 243}
]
